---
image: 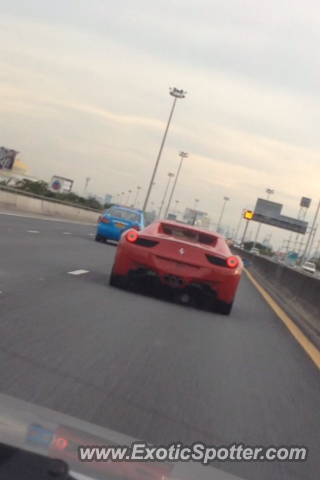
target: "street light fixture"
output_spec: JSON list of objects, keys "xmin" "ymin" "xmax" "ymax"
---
[
  {"xmin": 216, "ymin": 197, "xmax": 230, "ymax": 232},
  {"xmin": 253, "ymin": 188, "xmax": 274, "ymax": 247},
  {"xmin": 158, "ymin": 173, "xmax": 175, "ymax": 219},
  {"xmin": 194, "ymin": 199, "xmax": 199, "ymax": 210},
  {"xmin": 142, "ymin": 88, "xmax": 187, "ymax": 214},
  {"xmin": 120, "ymin": 192, "xmax": 124, "ymax": 203},
  {"xmin": 164, "ymin": 151, "xmax": 189, "ymax": 218},
  {"xmin": 173, "ymin": 200, "xmax": 179, "ymax": 213}
]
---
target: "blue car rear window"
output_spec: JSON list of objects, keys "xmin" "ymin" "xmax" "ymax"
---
[{"xmin": 106, "ymin": 207, "xmax": 141, "ymax": 223}]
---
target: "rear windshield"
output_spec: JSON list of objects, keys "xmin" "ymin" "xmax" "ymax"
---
[
  {"xmin": 106, "ymin": 207, "xmax": 141, "ymax": 223},
  {"xmin": 159, "ymin": 224, "xmax": 217, "ymax": 246}
]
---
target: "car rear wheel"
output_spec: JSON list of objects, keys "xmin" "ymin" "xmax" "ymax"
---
[
  {"xmin": 95, "ymin": 234, "xmax": 107, "ymax": 243},
  {"xmin": 109, "ymin": 268, "xmax": 128, "ymax": 289},
  {"xmin": 214, "ymin": 300, "xmax": 233, "ymax": 316}
]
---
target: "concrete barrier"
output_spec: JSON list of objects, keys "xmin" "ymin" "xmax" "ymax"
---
[
  {"xmin": 0, "ymin": 187, "xmax": 101, "ymax": 224},
  {"xmin": 232, "ymin": 247, "xmax": 320, "ymax": 345}
]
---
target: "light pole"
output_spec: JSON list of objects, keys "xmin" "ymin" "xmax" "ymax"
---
[
  {"xmin": 83, "ymin": 177, "xmax": 91, "ymax": 197},
  {"xmin": 301, "ymin": 201, "xmax": 320, "ymax": 266},
  {"xmin": 142, "ymin": 87, "xmax": 187, "ymax": 214},
  {"xmin": 235, "ymin": 209, "xmax": 246, "ymax": 241},
  {"xmin": 133, "ymin": 186, "xmax": 141, "ymax": 207},
  {"xmin": 192, "ymin": 199, "xmax": 200, "ymax": 225},
  {"xmin": 126, "ymin": 190, "xmax": 132, "ymax": 205},
  {"xmin": 173, "ymin": 200, "xmax": 179, "ymax": 213},
  {"xmin": 252, "ymin": 188, "xmax": 274, "ymax": 248},
  {"xmin": 120, "ymin": 192, "xmax": 124, "ymax": 203},
  {"xmin": 216, "ymin": 197, "xmax": 229, "ymax": 232},
  {"xmin": 158, "ymin": 173, "xmax": 174, "ymax": 219},
  {"xmin": 164, "ymin": 151, "xmax": 189, "ymax": 218}
]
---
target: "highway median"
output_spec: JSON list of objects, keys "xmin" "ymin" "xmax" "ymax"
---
[{"xmin": 232, "ymin": 247, "xmax": 320, "ymax": 351}]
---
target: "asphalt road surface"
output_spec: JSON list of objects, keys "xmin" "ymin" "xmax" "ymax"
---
[{"xmin": 0, "ymin": 213, "xmax": 319, "ymax": 480}]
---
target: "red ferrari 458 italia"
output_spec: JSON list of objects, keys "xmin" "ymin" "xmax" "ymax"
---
[{"xmin": 109, "ymin": 220, "xmax": 243, "ymax": 315}]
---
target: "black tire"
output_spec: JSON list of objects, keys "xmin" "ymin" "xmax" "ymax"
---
[
  {"xmin": 109, "ymin": 268, "xmax": 128, "ymax": 289},
  {"xmin": 214, "ymin": 300, "xmax": 233, "ymax": 316},
  {"xmin": 95, "ymin": 234, "xmax": 107, "ymax": 243}
]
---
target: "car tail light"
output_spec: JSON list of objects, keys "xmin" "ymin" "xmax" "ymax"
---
[
  {"xmin": 100, "ymin": 217, "xmax": 110, "ymax": 224},
  {"xmin": 126, "ymin": 230, "xmax": 138, "ymax": 243},
  {"xmin": 227, "ymin": 256, "xmax": 239, "ymax": 268}
]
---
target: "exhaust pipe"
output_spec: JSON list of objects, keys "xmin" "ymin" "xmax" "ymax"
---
[
  {"xmin": 177, "ymin": 278, "xmax": 185, "ymax": 286},
  {"xmin": 163, "ymin": 274, "xmax": 170, "ymax": 282},
  {"xmin": 180, "ymin": 293, "xmax": 190, "ymax": 303}
]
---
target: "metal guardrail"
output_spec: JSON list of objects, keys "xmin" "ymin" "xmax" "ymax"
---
[{"xmin": 0, "ymin": 185, "xmax": 102, "ymax": 213}]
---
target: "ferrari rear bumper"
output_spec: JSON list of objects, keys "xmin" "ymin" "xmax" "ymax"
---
[{"xmin": 127, "ymin": 267, "xmax": 219, "ymax": 302}]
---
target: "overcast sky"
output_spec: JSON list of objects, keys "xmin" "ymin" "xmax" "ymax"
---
[{"xmin": 1, "ymin": 0, "xmax": 320, "ymax": 248}]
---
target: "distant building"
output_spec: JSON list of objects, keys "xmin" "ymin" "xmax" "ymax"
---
[
  {"xmin": 0, "ymin": 158, "xmax": 38, "ymax": 184},
  {"xmin": 183, "ymin": 207, "xmax": 207, "ymax": 224},
  {"xmin": 104, "ymin": 194, "xmax": 112, "ymax": 204},
  {"xmin": 195, "ymin": 215, "xmax": 213, "ymax": 229}
]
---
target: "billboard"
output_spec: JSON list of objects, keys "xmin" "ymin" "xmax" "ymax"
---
[
  {"xmin": 285, "ymin": 251, "xmax": 298, "ymax": 266},
  {"xmin": 300, "ymin": 197, "xmax": 311, "ymax": 208},
  {"xmin": 253, "ymin": 198, "xmax": 308, "ymax": 234},
  {"xmin": 183, "ymin": 208, "xmax": 207, "ymax": 223},
  {"xmin": 0, "ymin": 147, "xmax": 19, "ymax": 171},
  {"xmin": 244, "ymin": 210, "xmax": 254, "ymax": 220},
  {"xmin": 49, "ymin": 176, "xmax": 73, "ymax": 193}
]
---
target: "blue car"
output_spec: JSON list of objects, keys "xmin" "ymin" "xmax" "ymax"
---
[{"xmin": 95, "ymin": 205, "xmax": 144, "ymax": 243}]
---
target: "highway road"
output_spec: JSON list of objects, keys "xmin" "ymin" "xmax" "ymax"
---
[{"xmin": 0, "ymin": 213, "xmax": 319, "ymax": 480}]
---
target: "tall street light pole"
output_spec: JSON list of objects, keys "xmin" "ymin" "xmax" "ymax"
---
[
  {"xmin": 133, "ymin": 186, "xmax": 141, "ymax": 207},
  {"xmin": 142, "ymin": 88, "xmax": 187, "ymax": 214},
  {"xmin": 173, "ymin": 200, "xmax": 179, "ymax": 213},
  {"xmin": 192, "ymin": 199, "xmax": 199, "ymax": 225},
  {"xmin": 126, "ymin": 190, "xmax": 132, "ymax": 206},
  {"xmin": 164, "ymin": 151, "xmax": 189, "ymax": 219},
  {"xmin": 301, "ymin": 200, "xmax": 320, "ymax": 266},
  {"xmin": 158, "ymin": 173, "xmax": 174, "ymax": 219},
  {"xmin": 83, "ymin": 177, "xmax": 91, "ymax": 197},
  {"xmin": 120, "ymin": 192, "xmax": 124, "ymax": 203},
  {"xmin": 216, "ymin": 197, "xmax": 230, "ymax": 232},
  {"xmin": 235, "ymin": 208, "xmax": 245, "ymax": 241},
  {"xmin": 253, "ymin": 188, "xmax": 274, "ymax": 248}
]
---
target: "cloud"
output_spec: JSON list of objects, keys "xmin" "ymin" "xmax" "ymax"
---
[{"xmin": 1, "ymin": 1, "xmax": 320, "ymax": 247}]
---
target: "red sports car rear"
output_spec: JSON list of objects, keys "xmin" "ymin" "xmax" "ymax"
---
[{"xmin": 110, "ymin": 221, "xmax": 243, "ymax": 315}]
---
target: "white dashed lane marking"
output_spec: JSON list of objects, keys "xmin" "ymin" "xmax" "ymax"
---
[
  {"xmin": 63, "ymin": 232, "xmax": 71, "ymax": 235},
  {"xmin": 89, "ymin": 233, "xmax": 95, "ymax": 236},
  {"xmin": 27, "ymin": 230, "xmax": 39, "ymax": 233},
  {"xmin": 68, "ymin": 270, "xmax": 90, "ymax": 275}
]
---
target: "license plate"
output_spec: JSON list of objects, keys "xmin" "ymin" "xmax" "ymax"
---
[{"xmin": 115, "ymin": 222, "xmax": 125, "ymax": 228}]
